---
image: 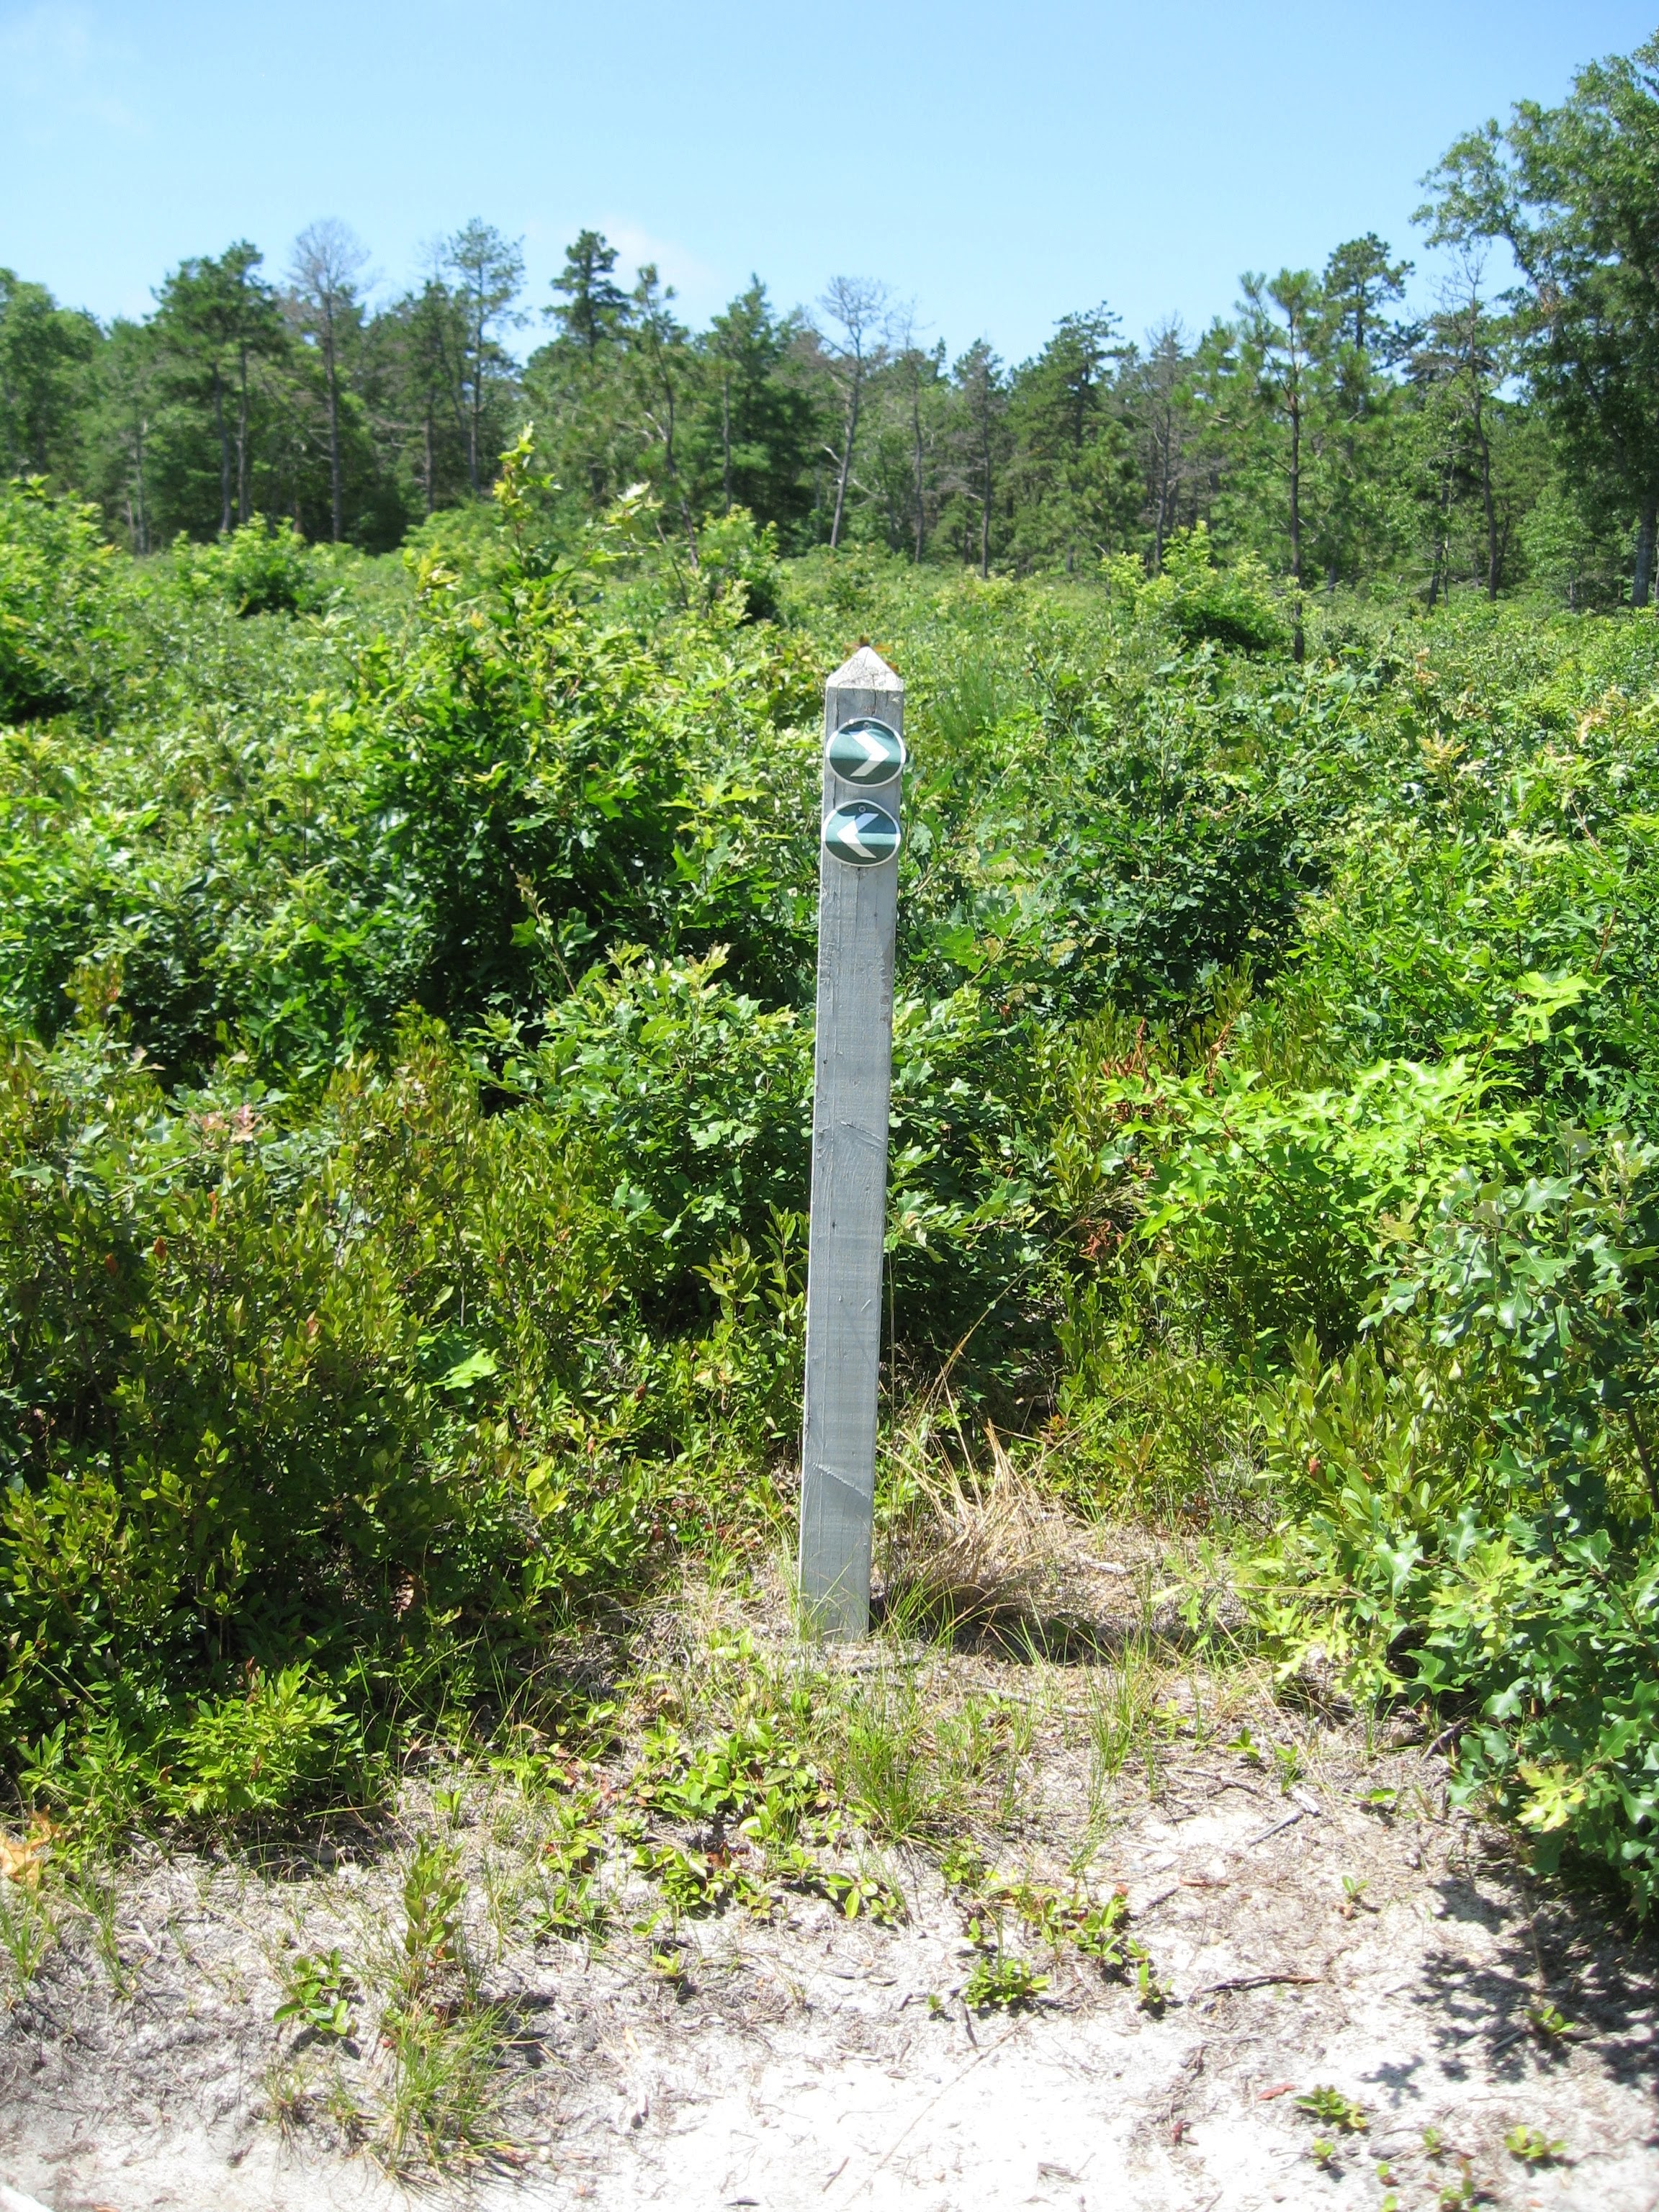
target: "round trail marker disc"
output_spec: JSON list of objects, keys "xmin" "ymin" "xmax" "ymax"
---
[
  {"xmin": 827, "ymin": 716, "xmax": 906, "ymax": 786},
  {"xmin": 822, "ymin": 801, "xmax": 901, "ymax": 868}
]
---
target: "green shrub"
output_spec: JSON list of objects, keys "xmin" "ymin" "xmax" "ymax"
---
[
  {"xmin": 172, "ymin": 516, "xmax": 333, "ymax": 617},
  {"xmin": 0, "ymin": 479, "xmax": 118, "ymax": 723},
  {"xmin": 529, "ymin": 945, "xmax": 811, "ymax": 1286},
  {"xmin": 693, "ymin": 505, "xmax": 783, "ymax": 623},
  {"xmin": 20, "ymin": 1663, "xmax": 366, "ymax": 1831},
  {"xmin": 15, "ymin": 463, "xmax": 1659, "ymax": 1906},
  {"xmin": 0, "ymin": 1011, "xmax": 651, "ymax": 1784},
  {"xmin": 1082, "ymin": 1054, "xmax": 1523, "ymax": 1358},
  {"xmin": 1104, "ymin": 523, "xmax": 1287, "ymax": 654},
  {"xmin": 1236, "ymin": 1133, "xmax": 1659, "ymax": 1910}
]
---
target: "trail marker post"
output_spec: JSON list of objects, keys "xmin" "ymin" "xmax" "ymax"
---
[{"xmin": 799, "ymin": 647, "xmax": 905, "ymax": 1641}]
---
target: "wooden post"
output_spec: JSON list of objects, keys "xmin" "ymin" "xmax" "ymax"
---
[{"xmin": 799, "ymin": 646, "xmax": 905, "ymax": 1640}]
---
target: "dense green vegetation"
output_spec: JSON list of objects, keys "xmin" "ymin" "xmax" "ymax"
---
[
  {"xmin": 8, "ymin": 30, "xmax": 1659, "ymax": 1927},
  {"xmin": 9, "ymin": 32, "xmax": 1659, "ymax": 615},
  {"xmin": 7, "ymin": 455, "xmax": 1659, "ymax": 1916}
]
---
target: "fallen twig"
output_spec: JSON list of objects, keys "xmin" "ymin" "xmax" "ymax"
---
[
  {"xmin": 1240, "ymin": 1808, "xmax": 1303, "ymax": 1849},
  {"xmin": 1192, "ymin": 1972, "xmax": 1323, "ymax": 1996}
]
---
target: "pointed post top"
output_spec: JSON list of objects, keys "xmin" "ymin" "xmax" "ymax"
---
[{"xmin": 827, "ymin": 644, "xmax": 903, "ymax": 694}]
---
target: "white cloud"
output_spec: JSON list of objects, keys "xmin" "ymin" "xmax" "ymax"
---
[
  {"xmin": 601, "ymin": 218, "xmax": 719, "ymax": 299},
  {"xmin": 0, "ymin": 0, "xmax": 145, "ymax": 141},
  {"xmin": 521, "ymin": 210, "xmax": 723, "ymax": 315}
]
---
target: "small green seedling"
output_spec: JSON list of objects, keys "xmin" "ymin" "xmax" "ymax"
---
[
  {"xmin": 71, "ymin": 1873, "xmax": 136, "ymax": 2000},
  {"xmin": 961, "ymin": 1952, "xmax": 1048, "ymax": 2013},
  {"xmin": 1421, "ymin": 2125, "xmax": 1445, "ymax": 2157},
  {"xmin": 1227, "ymin": 1725, "xmax": 1264, "ymax": 1767},
  {"xmin": 817, "ymin": 1868, "xmax": 904, "ymax": 1926},
  {"xmin": 636, "ymin": 1840, "xmax": 770, "ymax": 1919},
  {"xmin": 939, "ymin": 1838, "xmax": 989, "ymax": 1891},
  {"xmin": 1505, "ymin": 2124, "xmax": 1564, "ymax": 2166},
  {"xmin": 0, "ymin": 1883, "xmax": 53, "ymax": 1997},
  {"xmin": 1362, "ymin": 1785, "xmax": 1398, "ymax": 1814},
  {"xmin": 649, "ymin": 1946, "xmax": 691, "ymax": 1993},
  {"xmin": 432, "ymin": 1784, "xmax": 464, "ymax": 1824},
  {"xmin": 273, "ymin": 1948, "xmax": 356, "ymax": 2040},
  {"xmin": 1527, "ymin": 1998, "xmax": 1575, "ymax": 2039},
  {"xmin": 542, "ymin": 1796, "xmax": 604, "ymax": 1875},
  {"xmin": 1131, "ymin": 1946, "xmax": 1168, "ymax": 2014},
  {"xmin": 1437, "ymin": 2162, "xmax": 1476, "ymax": 2208},
  {"xmin": 399, "ymin": 1835, "xmax": 463, "ymax": 1999},
  {"xmin": 1272, "ymin": 1743, "xmax": 1305, "ymax": 1793},
  {"xmin": 1310, "ymin": 2137, "xmax": 1337, "ymax": 2169},
  {"xmin": 925, "ymin": 1990, "xmax": 949, "ymax": 2018},
  {"xmin": 1339, "ymin": 1875, "xmax": 1370, "ymax": 1918},
  {"xmin": 1070, "ymin": 1889, "xmax": 1132, "ymax": 1965},
  {"xmin": 1295, "ymin": 2086, "xmax": 1368, "ymax": 2133},
  {"xmin": 530, "ymin": 1873, "xmax": 608, "ymax": 1943}
]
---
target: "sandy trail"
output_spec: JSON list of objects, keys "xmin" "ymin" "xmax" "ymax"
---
[{"xmin": 2, "ymin": 1694, "xmax": 1654, "ymax": 2212}]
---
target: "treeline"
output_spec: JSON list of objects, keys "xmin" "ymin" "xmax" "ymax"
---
[{"xmin": 6, "ymin": 30, "xmax": 1659, "ymax": 608}]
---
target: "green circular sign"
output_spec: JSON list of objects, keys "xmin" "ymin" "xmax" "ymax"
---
[
  {"xmin": 827, "ymin": 716, "xmax": 906, "ymax": 787},
  {"xmin": 823, "ymin": 801, "xmax": 901, "ymax": 868}
]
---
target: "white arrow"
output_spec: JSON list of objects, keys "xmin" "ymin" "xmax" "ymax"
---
[
  {"xmin": 841, "ymin": 813, "xmax": 876, "ymax": 858},
  {"xmin": 851, "ymin": 727, "xmax": 889, "ymax": 778}
]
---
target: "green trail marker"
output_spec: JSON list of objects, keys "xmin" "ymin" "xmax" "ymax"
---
[
  {"xmin": 826, "ymin": 716, "xmax": 906, "ymax": 787},
  {"xmin": 822, "ymin": 801, "xmax": 901, "ymax": 867},
  {"xmin": 799, "ymin": 647, "xmax": 905, "ymax": 1640}
]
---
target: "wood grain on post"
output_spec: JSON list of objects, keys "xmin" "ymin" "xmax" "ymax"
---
[{"xmin": 799, "ymin": 646, "xmax": 904, "ymax": 1640}]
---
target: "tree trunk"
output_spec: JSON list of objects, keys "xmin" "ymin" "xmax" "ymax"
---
[
  {"xmin": 325, "ymin": 307, "xmax": 342, "ymax": 543},
  {"xmin": 721, "ymin": 371, "xmax": 732, "ymax": 513},
  {"xmin": 215, "ymin": 368, "xmax": 231, "ymax": 536},
  {"xmin": 133, "ymin": 418, "xmax": 148, "ymax": 554},
  {"xmin": 423, "ymin": 400, "xmax": 434, "ymax": 516},
  {"xmin": 1154, "ymin": 411, "xmax": 1174, "ymax": 570},
  {"xmin": 830, "ymin": 367, "xmax": 860, "ymax": 549},
  {"xmin": 1475, "ymin": 401, "xmax": 1498, "ymax": 600},
  {"xmin": 658, "ymin": 378, "xmax": 698, "ymax": 570},
  {"xmin": 1635, "ymin": 500, "xmax": 1658, "ymax": 608},
  {"xmin": 466, "ymin": 294, "xmax": 481, "ymax": 497},
  {"xmin": 912, "ymin": 374, "xmax": 925, "ymax": 563},
  {"xmin": 1288, "ymin": 388, "xmax": 1305, "ymax": 662},
  {"xmin": 979, "ymin": 421, "xmax": 992, "ymax": 580},
  {"xmin": 235, "ymin": 346, "xmax": 250, "ymax": 526},
  {"xmin": 1426, "ymin": 459, "xmax": 1454, "ymax": 611}
]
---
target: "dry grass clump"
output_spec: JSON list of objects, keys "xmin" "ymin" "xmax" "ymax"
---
[{"xmin": 878, "ymin": 1428, "xmax": 1099, "ymax": 1635}]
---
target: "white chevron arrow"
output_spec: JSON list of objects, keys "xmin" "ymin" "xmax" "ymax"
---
[
  {"xmin": 849, "ymin": 726, "xmax": 890, "ymax": 778},
  {"xmin": 841, "ymin": 811, "xmax": 877, "ymax": 858}
]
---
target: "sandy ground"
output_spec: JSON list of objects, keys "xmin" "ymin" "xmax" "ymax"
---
[{"xmin": 1, "ymin": 1653, "xmax": 1655, "ymax": 2212}]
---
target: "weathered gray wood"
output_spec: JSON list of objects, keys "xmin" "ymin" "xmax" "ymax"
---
[{"xmin": 799, "ymin": 646, "xmax": 904, "ymax": 1640}]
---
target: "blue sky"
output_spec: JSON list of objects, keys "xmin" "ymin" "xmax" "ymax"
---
[{"xmin": 3, "ymin": 1, "xmax": 1656, "ymax": 362}]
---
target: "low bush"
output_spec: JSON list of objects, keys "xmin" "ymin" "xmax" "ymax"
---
[
  {"xmin": 0, "ymin": 478, "xmax": 119, "ymax": 723},
  {"xmin": 1231, "ymin": 1133, "xmax": 1659, "ymax": 1908},
  {"xmin": 10, "ymin": 472, "xmax": 1659, "ymax": 1913},
  {"xmin": 0, "ymin": 1009, "xmax": 655, "ymax": 1808},
  {"xmin": 172, "ymin": 516, "xmax": 337, "ymax": 617}
]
